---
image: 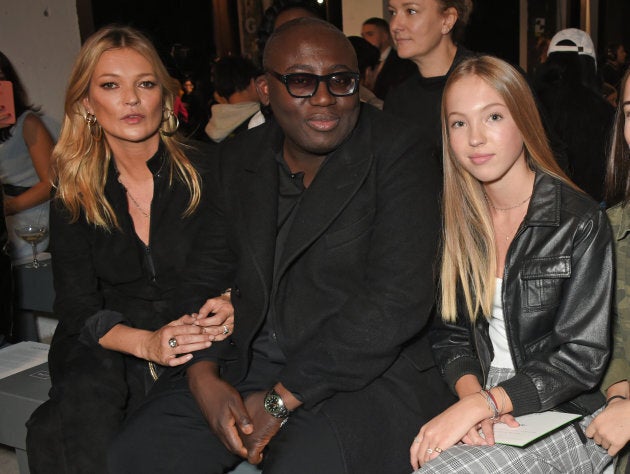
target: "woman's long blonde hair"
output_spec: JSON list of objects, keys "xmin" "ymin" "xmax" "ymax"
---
[
  {"xmin": 440, "ymin": 55, "xmax": 576, "ymax": 323},
  {"xmin": 52, "ymin": 25, "xmax": 201, "ymax": 229}
]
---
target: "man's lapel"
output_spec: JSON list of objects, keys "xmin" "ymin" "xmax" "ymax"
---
[{"xmin": 276, "ymin": 116, "xmax": 374, "ymax": 278}]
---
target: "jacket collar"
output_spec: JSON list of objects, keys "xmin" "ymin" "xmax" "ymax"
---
[
  {"xmin": 614, "ymin": 204, "xmax": 630, "ymax": 241},
  {"xmin": 236, "ymin": 107, "xmax": 374, "ymax": 281},
  {"xmin": 522, "ymin": 170, "xmax": 561, "ymax": 227},
  {"xmin": 105, "ymin": 141, "xmax": 169, "ymax": 218},
  {"xmin": 107, "ymin": 141, "xmax": 167, "ymax": 181}
]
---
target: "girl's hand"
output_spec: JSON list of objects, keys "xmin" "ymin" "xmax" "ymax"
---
[
  {"xmin": 461, "ymin": 413, "xmax": 519, "ymax": 446},
  {"xmin": 410, "ymin": 393, "xmax": 488, "ymax": 469},
  {"xmin": 410, "ymin": 391, "xmax": 518, "ymax": 469}
]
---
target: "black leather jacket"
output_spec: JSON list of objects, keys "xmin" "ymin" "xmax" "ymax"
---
[{"xmin": 431, "ymin": 171, "xmax": 614, "ymax": 416}]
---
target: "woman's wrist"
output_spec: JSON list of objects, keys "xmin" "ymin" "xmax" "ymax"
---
[
  {"xmin": 479, "ymin": 389, "xmax": 500, "ymax": 420},
  {"xmin": 475, "ymin": 386, "xmax": 512, "ymax": 421},
  {"xmin": 461, "ymin": 390, "xmax": 497, "ymax": 423}
]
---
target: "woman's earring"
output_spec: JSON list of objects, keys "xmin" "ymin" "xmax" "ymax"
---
[
  {"xmin": 85, "ymin": 113, "xmax": 102, "ymax": 141},
  {"xmin": 160, "ymin": 108, "xmax": 179, "ymax": 136}
]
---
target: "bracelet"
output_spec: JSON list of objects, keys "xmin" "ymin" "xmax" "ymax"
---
[
  {"xmin": 606, "ymin": 395, "xmax": 627, "ymax": 406},
  {"xmin": 479, "ymin": 389, "xmax": 500, "ymax": 421},
  {"xmin": 486, "ymin": 389, "xmax": 500, "ymax": 414}
]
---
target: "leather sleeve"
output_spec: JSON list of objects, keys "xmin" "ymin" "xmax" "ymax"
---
[{"xmin": 503, "ymin": 206, "xmax": 614, "ymax": 415}]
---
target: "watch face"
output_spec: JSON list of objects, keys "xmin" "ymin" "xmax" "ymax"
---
[
  {"xmin": 264, "ymin": 391, "xmax": 288, "ymax": 418},
  {"xmin": 265, "ymin": 395, "xmax": 279, "ymax": 413}
]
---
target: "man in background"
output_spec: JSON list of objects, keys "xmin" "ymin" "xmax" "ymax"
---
[{"xmin": 361, "ymin": 17, "xmax": 416, "ymax": 100}]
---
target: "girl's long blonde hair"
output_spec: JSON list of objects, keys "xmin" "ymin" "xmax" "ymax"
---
[
  {"xmin": 440, "ymin": 55, "xmax": 576, "ymax": 323},
  {"xmin": 52, "ymin": 25, "xmax": 201, "ymax": 229}
]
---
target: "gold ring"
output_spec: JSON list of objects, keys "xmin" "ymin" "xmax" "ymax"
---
[{"xmin": 434, "ymin": 447, "xmax": 443, "ymax": 454}]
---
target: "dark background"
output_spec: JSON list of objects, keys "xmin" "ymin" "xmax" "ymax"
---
[{"xmin": 84, "ymin": 0, "xmax": 629, "ymax": 81}]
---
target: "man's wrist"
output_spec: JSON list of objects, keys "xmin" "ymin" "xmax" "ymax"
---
[{"xmin": 273, "ymin": 382, "xmax": 302, "ymax": 411}]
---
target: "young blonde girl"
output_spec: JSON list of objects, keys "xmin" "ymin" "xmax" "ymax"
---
[{"xmin": 412, "ymin": 55, "xmax": 614, "ymax": 473}]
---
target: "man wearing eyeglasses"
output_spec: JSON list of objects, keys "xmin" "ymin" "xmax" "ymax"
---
[{"xmin": 109, "ymin": 17, "xmax": 453, "ymax": 474}]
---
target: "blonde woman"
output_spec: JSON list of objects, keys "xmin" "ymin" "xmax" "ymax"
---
[
  {"xmin": 26, "ymin": 25, "xmax": 233, "ymax": 474},
  {"xmin": 411, "ymin": 56, "xmax": 614, "ymax": 472}
]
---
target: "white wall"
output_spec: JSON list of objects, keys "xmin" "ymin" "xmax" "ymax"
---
[
  {"xmin": 342, "ymin": 0, "xmax": 387, "ymax": 36},
  {"xmin": 0, "ymin": 0, "xmax": 81, "ymax": 122}
]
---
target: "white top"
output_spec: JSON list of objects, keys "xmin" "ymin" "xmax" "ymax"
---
[
  {"xmin": 0, "ymin": 111, "xmax": 58, "ymax": 260},
  {"xmin": 489, "ymin": 278, "xmax": 515, "ymax": 369}
]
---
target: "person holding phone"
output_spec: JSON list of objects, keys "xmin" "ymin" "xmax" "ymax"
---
[{"xmin": 0, "ymin": 50, "xmax": 57, "ymax": 261}]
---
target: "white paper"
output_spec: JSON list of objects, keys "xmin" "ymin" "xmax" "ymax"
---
[
  {"xmin": 493, "ymin": 411, "xmax": 582, "ymax": 447},
  {"xmin": 0, "ymin": 341, "xmax": 49, "ymax": 379}
]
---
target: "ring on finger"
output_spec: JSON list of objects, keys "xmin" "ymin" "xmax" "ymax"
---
[
  {"xmin": 434, "ymin": 447, "xmax": 443, "ymax": 454},
  {"xmin": 222, "ymin": 325, "xmax": 229, "ymax": 335},
  {"xmin": 413, "ymin": 437, "xmax": 421, "ymax": 444},
  {"xmin": 426, "ymin": 448, "xmax": 433, "ymax": 454},
  {"xmin": 168, "ymin": 337, "xmax": 178, "ymax": 348}
]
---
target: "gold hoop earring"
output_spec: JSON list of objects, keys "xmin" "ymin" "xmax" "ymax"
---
[
  {"xmin": 85, "ymin": 113, "xmax": 102, "ymax": 141},
  {"xmin": 160, "ymin": 108, "xmax": 179, "ymax": 136}
]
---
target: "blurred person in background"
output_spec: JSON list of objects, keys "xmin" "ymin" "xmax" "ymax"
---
[
  {"xmin": 205, "ymin": 56, "xmax": 262, "ymax": 144},
  {"xmin": 385, "ymin": 0, "xmax": 474, "ymax": 164},
  {"xmin": 348, "ymin": 35, "xmax": 384, "ymax": 109},
  {"xmin": 361, "ymin": 17, "xmax": 416, "ymax": 100},
  {"xmin": 0, "ymin": 51, "xmax": 57, "ymax": 262},
  {"xmin": 533, "ymin": 28, "xmax": 614, "ymax": 203}
]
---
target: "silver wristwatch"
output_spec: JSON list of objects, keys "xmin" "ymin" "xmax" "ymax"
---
[{"xmin": 263, "ymin": 388, "xmax": 290, "ymax": 421}]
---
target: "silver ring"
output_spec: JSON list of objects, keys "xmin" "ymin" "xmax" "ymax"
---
[
  {"xmin": 413, "ymin": 436, "xmax": 420, "ymax": 444},
  {"xmin": 426, "ymin": 448, "xmax": 433, "ymax": 454},
  {"xmin": 222, "ymin": 325, "xmax": 229, "ymax": 335},
  {"xmin": 168, "ymin": 337, "xmax": 178, "ymax": 348}
]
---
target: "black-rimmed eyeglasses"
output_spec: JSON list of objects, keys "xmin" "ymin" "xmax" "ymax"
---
[{"xmin": 267, "ymin": 71, "xmax": 360, "ymax": 98}]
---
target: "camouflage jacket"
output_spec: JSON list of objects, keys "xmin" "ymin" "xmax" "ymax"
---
[{"xmin": 603, "ymin": 203, "xmax": 630, "ymax": 390}]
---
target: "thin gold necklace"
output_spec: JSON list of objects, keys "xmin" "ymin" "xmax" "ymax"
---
[
  {"xmin": 117, "ymin": 175, "xmax": 150, "ymax": 218},
  {"xmin": 484, "ymin": 192, "xmax": 532, "ymax": 211}
]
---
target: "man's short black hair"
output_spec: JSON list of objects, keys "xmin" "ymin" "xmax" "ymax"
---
[
  {"xmin": 362, "ymin": 17, "xmax": 390, "ymax": 35},
  {"xmin": 348, "ymin": 36, "xmax": 380, "ymax": 78},
  {"xmin": 212, "ymin": 56, "xmax": 260, "ymax": 100}
]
